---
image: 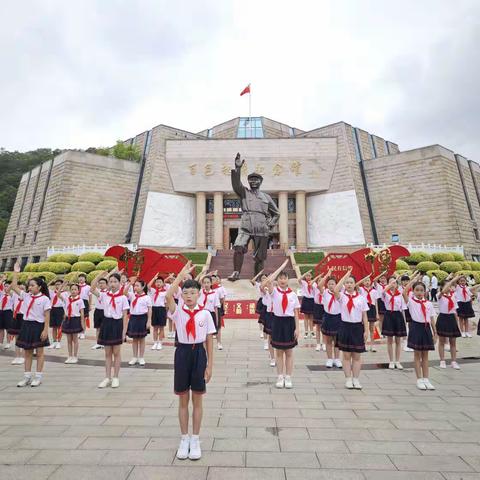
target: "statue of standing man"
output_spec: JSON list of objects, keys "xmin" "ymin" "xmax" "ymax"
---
[{"xmin": 228, "ymin": 153, "xmax": 280, "ymax": 281}]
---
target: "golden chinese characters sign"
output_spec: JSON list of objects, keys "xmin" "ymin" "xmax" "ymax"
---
[{"xmin": 165, "ymin": 138, "xmax": 337, "ymax": 193}]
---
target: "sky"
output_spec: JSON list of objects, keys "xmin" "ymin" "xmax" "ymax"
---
[{"xmin": 1, "ymin": 0, "xmax": 479, "ymax": 159}]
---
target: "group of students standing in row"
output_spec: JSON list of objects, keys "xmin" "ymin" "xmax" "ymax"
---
[{"xmin": 254, "ymin": 262, "xmax": 480, "ymax": 391}]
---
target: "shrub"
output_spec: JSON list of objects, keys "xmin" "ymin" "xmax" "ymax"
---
[
  {"xmin": 395, "ymin": 259, "xmax": 410, "ymax": 271},
  {"xmin": 78, "ymin": 252, "xmax": 105, "ymax": 264},
  {"xmin": 439, "ymin": 261, "xmax": 463, "ymax": 273},
  {"xmin": 469, "ymin": 262, "xmax": 480, "ymax": 271},
  {"xmin": 23, "ymin": 263, "xmax": 39, "ymax": 272},
  {"xmin": 299, "ymin": 265, "xmax": 316, "ymax": 275},
  {"xmin": 103, "ymin": 256, "xmax": 118, "ymax": 262},
  {"xmin": 47, "ymin": 253, "xmax": 79, "ymax": 264},
  {"xmin": 402, "ymin": 252, "xmax": 432, "ymax": 265},
  {"xmin": 87, "ymin": 270, "xmax": 107, "ymax": 284},
  {"xmin": 95, "ymin": 260, "xmax": 118, "ymax": 271},
  {"xmin": 64, "ymin": 271, "xmax": 86, "ymax": 283},
  {"xmin": 294, "ymin": 252, "xmax": 325, "ymax": 264},
  {"xmin": 183, "ymin": 252, "xmax": 208, "ymax": 264},
  {"xmin": 395, "ymin": 269, "xmax": 410, "ymax": 277},
  {"xmin": 460, "ymin": 261, "xmax": 472, "ymax": 269},
  {"xmin": 416, "ymin": 261, "xmax": 439, "ymax": 273},
  {"xmin": 457, "ymin": 270, "xmax": 480, "ymax": 284},
  {"xmin": 35, "ymin": 272, "xmax": 57, "ymax": 284},
  {"xmin": 36, "ymin": 262, "xmax": 54, "ymax": 272},
  {"xmin": 46, "ymin": 262, "xmax": 71, "ymax": 274},
  {"xmin": 1, "ymin": 272, "xmax": 13, "ymax": 281},
  {"xmin": 71, "ymin": 261, "xmax": 96, "ymax": 273},
  {"xmin": 431, "ymin": 253, "xmax": 455, "ymax": 263},
  {"xmin": 450, "ymin": 252, "xmax": 465, "ymax": 261},
  {"xmin": 426, "ymin": 270, "xmax": 448, "ymax": 282}
]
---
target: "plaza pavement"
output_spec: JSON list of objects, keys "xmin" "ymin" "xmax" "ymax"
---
[{"xmin": 0, "ymin": 318, "xmax": 479, "ymax": 480}]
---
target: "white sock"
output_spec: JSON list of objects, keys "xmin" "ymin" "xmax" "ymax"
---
[
  {"xmin": 24, "ymin": 372, "xmax": 32, "ymax": 379},
  {"xmin": 35, "ymin": 372, "xmax": 42, "ymax": 379},
  {"xmin": 181, "ymin": 434, "xmax": 190, "ymax": 440},
  {"xmin": 191, "ymin": 434, "xmax": 199, "ymax": 440}
]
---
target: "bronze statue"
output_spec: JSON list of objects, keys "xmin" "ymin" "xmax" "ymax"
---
[{"xmin": 228, "ymin": 153, "xmax": 280, "ymax": 281}]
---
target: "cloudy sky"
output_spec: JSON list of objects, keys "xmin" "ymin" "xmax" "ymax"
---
[{"xmin": 1, "ymin": 0, "xmax": 479, "ymax": 159}]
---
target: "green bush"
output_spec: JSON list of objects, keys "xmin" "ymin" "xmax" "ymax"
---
[
  {"xmin": 431, "ymin": 253, "xmax": 455, "ymax": 263},
  {"xmin": 416, "ymin": 261, "xmax": 439, "ymax": 273},
  {"xmin": 395, "ymin": 259, "xmax": 410, "ymax": 271},
  {"xmin": 47, "ymin": 253, "xmax": 79, "ymax": 264},
  {"xmin": 35, "ymin": 262, "xmax": 53, "ymax": 271},
  {"xmin": 0, "ymin": 272, "xmax": 13, "ymax": 281},
  {"xmin": 71, "ymin": 261, "xmax": 96, "ymax": 273},
  {"xmin": 183, "ymin": 252, "xmax": 208, "ymax": 264},
  {"xmin": 87, "ymin": 270, "xmax": 108, "ymax": 284},
  {"xmin": 23, "ymin": 263, "xmax": 39, "ymax": 272},
  {"xmin": 95, "ymin": 260, "xmax": 118, "ymax": 271},
  {"xmin": 46, "ymin": 262, "xmax": 71, "ymax": 274},
  {"xmin": 78, "ymin": 252, "xmax": 104, "ymax": 264},
  {"xmin": 395, "ymin": 270, "xmax": 410, "ymax": 277},
  {"xmin": 403, "ymin": 252, "xmax": 432, "ymax": 264},
  {"xmin": 294, "ymin": 252, "xmax": 325, "ymax": 264},
  {"xmin": 36, "ymin": 272, "xmax": 57, "ymax": 284},
  {"xmin": 457, "ymin": 270, "xmax": 480, "ymax": 284},
  {"xmin": 450, "ymin": 252, "xmax": 465, "ymax": 261},
  {"xmin": 439, "ymin": 261, "xmax": 463, "ymax": 273},
  {"xmin": 460, "ymin": 261, "xmax": 472, "ymax": 269},
  {"xmin": 426, "ymin": 270, "xmax": 449, "ymax": 282},
  {"xmin": 64, "ymin": 271, "xmax": 86, "ymax": 283},
  {"xmin": 469, "ymin": 262, "xmax": 480, "ymax": 271},
  {"xmin": 299, "ymin": 265, "xmax": 316, "ymax": 274},
  {"xmin": 103, "ymin": 256, "xmax": 117, "ymax": 262}
]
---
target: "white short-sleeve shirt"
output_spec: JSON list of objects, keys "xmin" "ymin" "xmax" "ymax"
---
[
  {"xmin": 171, "ymin": 303, "xmax": 216, "ymax": 344},
  {"xmin": 0, "ymin": 292, "xmax": 14, "ymax": 311},
  {"xmin": 128, "ymin": 292, "xmax": 152, "ymax": 315},
  {"xmin": 271, "ymin": 287, "xmax": 300, "ymax": 317},
  {"xmin": 78, "ymin": 284, "xmax": 91, "ymax": 301},
  {"xmin": 300, "ymin": 280, "xmax": 316, "ymax": 299},
  {"xmin": 149, "ymin": 285, "xmax": 169, "ymax": 307},
  {"xmin": 455, "ymin": 285, "xmax": 471, "ymax": 302},
  {"xmin": 49, "ymin": 289, "xmax": 65, "ymax": 309},
  {"xmin": 100, "ymin": 291, "xmax": 129, "ymax": 319},
  {"xmin": 198, "ymin": 289, "xmax": 221, "ymax": 313},
  {"xmin": 61, "ymin": 292, "xmax": 84, "ymax": 317},
  {"xmin": 94, "ymin": 289, "xmax": 108, "ymax": 310},
  {"xmin": 213, "ymin": 284, "xmax": 226, "ymax": 300},
  {"xmin": 312, "ymin": 284, "xmax": 322, "ymax": 305},
  {"xmin": 438, "ymin": 293, "xmax": 458, "ymax": 314},
  {"xmin": 359, "ymin": 286, "xmax": 378, "ymax": 306},
  {"xmin": 407, "ymin": 297, "xmax": 435, "ymax": 324},
  {"xmin": 322, "ymin": 289, "xmax": 341, "ymax": 315},
  {"xmin": 21, "ymin": 292, "xmax": 51, "ymax": 323},
  {"xmin": 339, "ymin": 292, "xmax": 369, "ymax": 323},
  {"xmin": 383, "ymin": 289, "xmax": 406, "ymax": 312}
]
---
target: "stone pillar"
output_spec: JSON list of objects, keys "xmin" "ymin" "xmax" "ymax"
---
[
  {"xmin": 213, "ymin": 191, "xmax": 224, "ymax": 250},
  {"xmin": 295, "ymin": 191, "xmax": 307, "ymax": 250},
  {"xmin": 195, "ymin": 192, "xmax": 206, "ymax": 249},
  {"xmin": 278, "ymin": 191, "xmax": 289, "ymax": 249}
]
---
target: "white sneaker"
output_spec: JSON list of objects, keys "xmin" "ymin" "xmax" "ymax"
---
[
  {"xmin": 388, "ymin": 361, "xmax": 395, "ymax": 370},
  {"xmin": 424, "ymin": 379, "xmax": 435, "ymax": 390},
  {"xmin": 168, "ymin": 332, "xmax": 175, "ymax": 339},
  {"xmin": 395, "ymin": 362, "xmax": 404, "ymax": 370},
  {"xmin": 263, "ymin": 340, "xmax": 269, "ymax": 350},
  {"xmin": 47, "ymin": 343, "xmax": 55, "ymax": 349},
  {"xmin": 369, "ymin": 345, "xmax": 377, "ymax": 353},
  {"xmin": 92, "ymin": 344, "xmax": 102, "ymax": 350},
  {"xmin": 334, "ymin": 359, "xmax": 342, "ymax": 368},
  {"xmin": 64, "ymin": 357, "xmax": 73, "ymax": 364},
  {"xmin": 275, "ymin": 375, "xmax": 284, "ymax": 388},
  {"xmin": 217, "ymin": 344, "xmax": 223, "ymax": 351},
  {"xmin": 451, "ymin": 361, "xmax": 461, "ymax": 370},
  {"xmin": 176, "ymin": 435, "xmax": 190, "ymax": 460},
  {"xmin": 325, "ymin": 359, "xmax": 333, "ymax": 368},
  {"xmin": 352, "ymin": 378, "xmax": 362, "ymax": 389},
  {"xmin": 138, "ymin": 358, "xmax": 145, "ymax": 366},
  {"xmin": 151, "ymin": 343, "xmax": 157, "ymax": 350},
  {"xmin": 315, "ymin": 344, "xmax": 321, "ymax": 352},
  {"xmin": 17, "ymin": 376, "xmax": 32, "ymax": 387},
  {"xmin": 461, "ymin": 332, "xmax": 467, "ymax": 338},
  {"xmin": 322, "ymin": 344, "xmax": 326, "ymax": 351},
  {"xmin": 128, "ymin": 358, "xmax": 138, "ymax": 366},
  {"xmin": 54, "ymin": 342, "xmax": 61, "ymax": 349},
  {"xmin": 403, "ymin": 345, "xmax": 414, "ymax": 352},
  {"xmin": 79, "ymin": 333, "xmax": 86, "ymax": 339},
  {"xmin": 466, "ymin": 332, "xmax": 472, "ymax": 338},
  {"xmin": 71, "ymin": 357, "xmax": 78, "ymax": 364},
  {"xmin": 416, "ymin": 379, "xmax": 427, "ymax": 390},
  {"xmin": 4, "ymin": 343, "xmax": 11, "ymax": 349},
  {"xmin": 445, "ymin": 343, "xmax": 451, "ymax": 352},
  {"xmin": 157, "ymin": 342, "xmax": 163, "ymax": 350},
  {"xmin": 345, "ymin": 378, "xmax": 354, "ymax": 389},
  {"xmin": 111, "ymin": 377, "xmax": 120, "ymax": 388},
  {"xmin": 260, "ymin": 332, "xmax": 264, "ymax": 339},
  {"xmin": 11, "ymin": 358, "xmax": 18, "ymax": 365},
  {"xmin": 98, "ymin": 378, "xmax": 111, "ymax": 388},
  {"xmin": 311, "ymin": 331, "xmax": 316, "ymax": 338},
  {"xmin": 439, "ymin": 360, "xmax": 447, "ymax": 369},
  {"xmin": 269, "ymin": 358, "xmax": 276, "ymax": 367},
  {"xmin": 30, "ymin": 376, "xmax": 42, "ymax": 387},
  {"xmin": 188, "ymin": 435, "xmax": 202, "ymax": 460},
  {"xmin": 304, "ymin": 332, "xmax": 308, "ymax": 339},
  {"xmin": 284, "ymin": 375, "xmax": 293, "ymax": 389},
  {"xmin": 17, "ymin": 357, "xmax": 25, "ymax": 365}
]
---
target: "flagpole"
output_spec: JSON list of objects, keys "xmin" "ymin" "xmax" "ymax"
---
[{"xmin": 249, "ymin": 83, "xmax": 252, "ymax": 137}]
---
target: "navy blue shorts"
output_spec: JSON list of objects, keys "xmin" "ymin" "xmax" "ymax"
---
[{"xmin": 174, "ymin": 343, "xmax": 208, "ymax": 395}]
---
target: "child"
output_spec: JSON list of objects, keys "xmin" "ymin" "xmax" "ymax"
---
[
  {"xmin": 78, "ymin": 274, "xmax": 91, "ymax": 340},
  {"xmin": 198, "ymin": 276, "xmax": 222, "ymax": 350},
  {"xmin": 358, "ymin": 275, "xmax": 379, "ymax": 352},
  {"xmin": 374, "ymin": 273, "xmax": 388, "ymax": 333},
  {"xmin": 312, "ymin": 270, "xmax": 332, "ymax": 352},
  {"xmin": 334, "ymin": 267, "xmax": 369, "ymax": 389},
  {"xmin": 250, "ymin": 270, "xmax": 266, "ymax": 340},
  {"xmin": 320, "ymin": 271, "xmax": 342, "ymax": 369},
  {"xmin": 262, "ymin": 283, "xmax": 276, "ymax": 366},
  {"xmin": 211, "ymin": 273, "xmax": 226, "ymax": 332},
  {"xmin": 125, "ymin": 278, "xmax": 152, "ymax": 366},
  {"xmin": 11, "ymin": 263, "xmax": 51, "ymax": 387},
  {"xmin": 455, "ymin": 275, "xmax": 475, "ymax": 337},
  {"xmin": 48, "ymin": 279, "xmax": 65, "ymax": 349},
  {"xmin": 382, "ymin": 276, "xmax": 407, "ymax": 369},
  {"xmin": 60, "ymin": 284, "xmax": 85, "ymax": 364},
  {"xmin": 437, "ymin": 275, "xmax": 461, "ymax": 369},
  {"xmin": 261, "ymin": 260, "xmax": 299, "ymax": 389},
  {"xmin": 298, "ymin": 270, "xmax": 316, "ymax": 339},
  {"xmin": 399, "ymin": 275, "xmax": 414, "ymax": 352},
  {"xmin": 148, "ymin": 274, "xmax": 170, "ymax": 350},
  {"xmin": 8, "ymin": 283, "xmax": 25, "ymax": 364},
  {"xmin": 91, "ymin": 270, "xmax": 129, "ymax": 388},
  {"xmin": 165, "ymin": 261, "xmax": 215, "ymax": 461},
  {"xmin": 91, "ymin": 277, "xmax": 108, "ymax": 350},
  {"xmin": 402, "ymin": 274, "xmax": 437, "ymax": 390},
  {"xmin": 0, "ymin": 281, "xmax": 14, "ymax": 349}
]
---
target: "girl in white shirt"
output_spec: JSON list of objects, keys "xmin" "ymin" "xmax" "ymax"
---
[
  {"xmin": 298, "ymin": 270, "xmax": 316, "ymax": 339},
  {"xmin": 147, "ymin": 274, "xmax": 170, "ymax": 350},
  {"xmin": 60, "ymin": 284, "xmax": 85, "ymax": 364},
  {"xmin": 454, "ymin": 275, "xmax": 476, "ymax": 338},
  {"xmin": 198, "ymin": 276, "xmax": 222, "ymax": 350},
  {"xmin": 48, "ymin": 280, "xmax": 65, "ymax": 349},
  {"xmin": 8, "ymin": 284, "xmax": 26, "ymax": 365}
]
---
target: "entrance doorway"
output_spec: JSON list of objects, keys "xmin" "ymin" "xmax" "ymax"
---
[{"xmin": 229, "ymin": 228, "xmax": 238, "ymax": 249}]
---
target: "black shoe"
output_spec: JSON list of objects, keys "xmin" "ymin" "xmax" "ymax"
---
[{"xmin": 228, "ymin": 271, "xmax": 240, "ymax": 282}]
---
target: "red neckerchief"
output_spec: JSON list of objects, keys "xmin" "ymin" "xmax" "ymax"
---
[
  {"xmin": 67, "ymin": 296, "xmax": 80, "ymax": 318},
  {"xmin": 443, "ymin": 293, "xmax": 455, "ymax": 312},
  {"xmin": 14, "ymin": 299, "xmax": 23, "ymax": 317},
  {"xmin": 386, "ymin": 288, "xmax": 401, "ymax": 311},
  {"xmin": 306, "ymin": 280, "xmax": 312, "ymax": 295},
  {"xmin": 412, "ymin": 297, "xmax": 428, "ymax": 324},
  {"xmin": 344, "ymin": 292, "xmax": 358, "ymax": 314},
  {"xmin": 52, "ymin": 291, "xmax": 60, "ymax": 307},
  {"xmin": 459, "ymin": 285, "xmax": 468, "ymax": 301},
  {"xmin": 1, "ymin": 295, "xmax": 8, "ymax": 310},
  {"xmin": 107, "ymin": 290, "xmax": 123, "ymax": 311},
  {"xmin": 26, "ymin": 293, "xmax": 43, "ymax": 318},
  {"xmin": 363, "ymin": 286, "xmax": 374, "ymax": 305},
  {"xmin": 212, "ymin": 283, "xmax": 220, "ymax": 289},
  {"xmin": 201, "ymin": 289, "xmax": 215, "ymax": 308},
  {"xmin": 327, "ymin": 290, "xmax": 336, "ymax": 312},
  {"xmin": 277, "ymin": 287, "xmax": 292, "ymax": 313},
  {"xmin": 132, "ymin": 293, "xmax": 146, "ymax": 309},
  {"xmin": 182, "ymin": 305, "xmax": 203, "ymax": 341},
  {"xmin": 153, "ymin": 286, "xmax": 166, "ymax": 303}
]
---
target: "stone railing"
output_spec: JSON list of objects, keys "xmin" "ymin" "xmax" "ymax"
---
[
  {"xmin": 367, "ymin": 243, "xmax": 464, "ymax": 255},
  {"xmin": 47, "ymin": 243, "xmax": 138, "ymax": 256}
]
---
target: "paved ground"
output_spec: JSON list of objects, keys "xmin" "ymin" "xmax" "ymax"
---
[{"xmin": 0, "ymin": 319, "xmax": 480, "ymax": 480}]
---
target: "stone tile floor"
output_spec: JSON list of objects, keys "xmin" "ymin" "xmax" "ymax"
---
[{"xmin": 0, "ymin": 319, "xmax": 479, "ymax": 479}]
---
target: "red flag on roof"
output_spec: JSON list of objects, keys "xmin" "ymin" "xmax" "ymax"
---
[{"xmin": 240, "ymin": 84, "xmax": 251, "ymax": 96}]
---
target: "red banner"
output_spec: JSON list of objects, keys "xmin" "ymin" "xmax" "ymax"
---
[{"xmin": 224, "ymin": 300, "xmax": 258, "ymax": 319}]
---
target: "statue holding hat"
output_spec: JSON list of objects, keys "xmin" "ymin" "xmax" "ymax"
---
[{"xmin": 228, "ymin": 152, "xmax": 280, "ymax": 281}]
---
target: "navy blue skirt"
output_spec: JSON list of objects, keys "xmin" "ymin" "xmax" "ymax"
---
[
  {"xmin": 321, "ymin": 312, "xmax": 341, "ymax": 336},
  {"xmin": 258, "ymin": 301, "xmax": 267, "ymax": 325},
  {"xmin": 457, "ymin": 301, "xmax": 475, "ymax": 318},
  {"xmin": 407, "ymin": 321, "xmax": 434, "ymax": 351},
  {"xmin": 436, "ymin": 313, "xmax": 461, "ymax": 338},
  {"xmin": 16, "ymin": 320, "xmax": 50, "ymax": 350},
  {"xmin": 300, "ymin": 297, "xmax": 315, "ymax": 315},
  {"xmin": 366, "ymin": 303, "xmax": 377, "ymax": 321},
  {"xmin": 404, "ymin": 309, "xmax": 412, "ymax": 322},
  {"xmin": 271, "ymin": 315, "xmax": 297, "ymax": 350},
  {"xmin": 127, "ymin": 313, "xmax": 149, "ymax": 338},
  {"xmin": 152, "ymin": 306, "xmax": 167, "ymax": 327},
  {"xmin": 98, "ymin": 317, "xmax": 124, "ymax": 346},
  {"xmin": 263, "ymin": 311, "xmax": 273, "ymax": 335},
  {"xmin": 336, "ymin": 321, "xmax": 366, "ymax": 353},
  {"xmin": 313, "ymin": 303, "xmax": 324, "ymax": 324},
  {"xmin": 0, "ymin": 310, "xmax": 13, "ymax": 331},
  {"xmin": 7, "ymin": 313, "xmax": 23, "ymax": 336},
  {"xmin": 255, "ymin": 297, "xmax": 264, "ymax": 314},
  {"xmin": 94, "ymin": 308, "xmax": 105, "ymax": 329},
  {"xmin": 62, "ymin": 316, "xmax": 83, "ymax": 334},
  {"xmin": 377, "ymin": 298, "xmax": 386, "ymax": 315},
  {"xmin": 382, "ymin": 310, "xmax": 407, "ymax": 337},
  {"xmin": 50, "ymin": 307, "xmax": 64, "ymax": 328}
]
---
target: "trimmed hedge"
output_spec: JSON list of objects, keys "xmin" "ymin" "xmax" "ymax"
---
[
  {"xmin": 87, "ymin": 270, "xmax": 109, "ymax": 284},
  {"xmin": 469, "ymin": 262, "xmax": 480, "ymax": 271},
  {"xmin": 95, "ymin": 260, "xmax": 118, "ymax": 271},
  {"xmin": 460, "ymin": 261, "xmax": 472, "ymax": 269},
  {"xmin": 457, "ymin": 270, "xmax": 480, "ymax": 283},
  {"xmin": 183, "ymin": 252, "xmax": 208, "ymax": 264},
  {"xmin": 395, "ymin": 259, "xmax": 410, "ymax": 271},
  {"xmin": 294, "ymin": 252, "xmax": 325, "ymax": 264},
  {"xmin": 395, "ymin": 269, "xmax": 410, "ymax": 277},
  {"xmin": 64, "ymin": 271, "xmax": 87, "ymax": 283},
  {"xmin": 103, "ymin": 256, "xmax": 117, "ymax": 262},
  {"xmin": 47, "ymin": 253, "xmax": 79, "ymax": 264},
  {"xmin": 431, "ymin": 253, "xmax": 455, "ymax": 263},
  {"xmin": 426, "ymin": 270, "xmax": 449, "ymax": 282},
  {"xmin": 416, "ymin": 261, "xmax": 439, "ymax": 273},
  {"xmin": 71, "ymin": 261, "xmax": 96, "ymax": 273},
  {"xmin": 23, "ymin": 263, "xmax": 39, "ymax": 272},
  {"xmin": 299, "ymin": 265, "xmax": 316, "ymax": 275},
  {"xmin": 403, "ymin": 252, "xmax": 432, "ymax": 264},
  {"xmin": 439, "ymin": 261, "xmax": 463, "ymax": 273},
  {"xmin": 36, "ymin": 272, "xmax": 57, "ymax": 284},
  {"xmin": 78, "ymin": 252, "xmax": 104, "ymax": 264},
  {"xmin": 451, "ymin": 252, "xmax": 465, "ymax": 261}
]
